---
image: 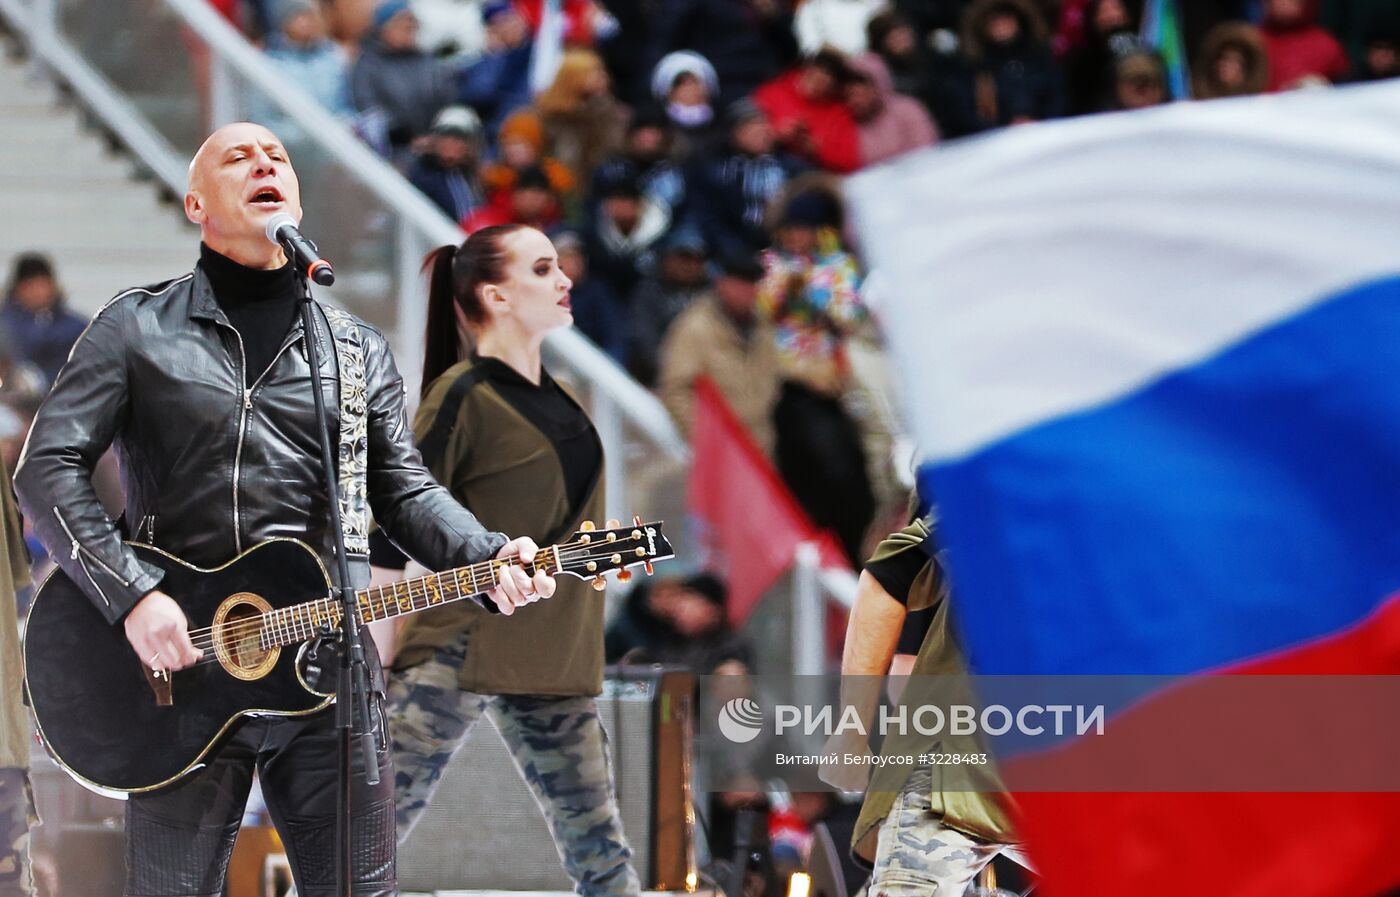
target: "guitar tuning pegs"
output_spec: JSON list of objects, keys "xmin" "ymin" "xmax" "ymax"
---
[
  {"xmin": 616, "ymin": 570, "xmax": 632, "ymax": 583},
  {"xmin": 579, "ymin": 520, "xmax": 596, "ymax": 532},
  {"xmin": 643, "ymin": 561, "xmax": 655, "ymax": 576},
  {"xmin": 591, "ymin": 575, "xmax": 607, "ymax": 591},
  {"xmin": 633, "ymin": 515, "xmax": 644, "ymax": 526},
  {"xmin": 606, "ymin": 519, "xmax": 621, "ymax": 530}
]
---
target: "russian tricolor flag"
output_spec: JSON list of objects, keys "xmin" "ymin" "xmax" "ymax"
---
[{"xmin": 849, "ymin": 83, "xmax": 1400, "ymax": 896}]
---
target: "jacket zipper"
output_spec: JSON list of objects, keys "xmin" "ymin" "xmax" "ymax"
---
[
  {"xmin": 52, "ymin": 507, "xmax": 132, "ymax": 607},
  {"xmin": 223, "ymin": 324, "xmax": 251, "ymax": 554},
  {"xmin": 220, "ymin": 322, "xmax": 306, "ymax": 554}
]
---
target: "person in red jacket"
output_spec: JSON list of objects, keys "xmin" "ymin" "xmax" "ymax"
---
[
  {"xmin": 1260, "ymin": 0, "xmax": 1349, "ymax": 90},
  {"xmin": 753, "ymin": 49, "xmax": 861, "ymax": 174}
]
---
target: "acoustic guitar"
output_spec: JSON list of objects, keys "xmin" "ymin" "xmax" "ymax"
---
[{"xmin": 24, "ymin": 519, "xmax": 673, "ymax": 795}]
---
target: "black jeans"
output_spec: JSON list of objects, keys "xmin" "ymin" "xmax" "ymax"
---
[{"xmin": 124, "ymin": 704, "xmax": 395, "ymax": 897}]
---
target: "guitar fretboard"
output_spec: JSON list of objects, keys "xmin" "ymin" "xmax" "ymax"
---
[{"xmin": 256, "ymin": 548, "xmax": 561, "ymax": 649}]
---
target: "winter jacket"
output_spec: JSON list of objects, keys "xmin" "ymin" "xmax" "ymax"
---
[
  {"xmin": 1192, "ymin": 21, "xmax": 1270, "ymax": 99},
  {"xmin": 757, "ymin": 235, "xmax": 866, "ymax": 397},
  {"xmin": 0, "ymin": 297, "xmax": 87, "ymax": 386},
  {"xmin": 949, "ymin": 0, "xmax": 1065, "ymax": 135},
  {"xmin": 541, "ymin": 95, "xmax": 629, "ymax": 184},
  {"xmin": 1062, "ymin": 0, "xmax": 1141, "ymax": 114},
  {"xmin": 1261, "ymin": 11, "xmax": 1349, "ymax": 89},
  {"xmin": 603, "ymin": 578, "xmax": 751, "ymax": 673},
  {"xmin": 1321, "ymin": 0, "xmax": 1400, "ymax": 73},
  {"xmin": 458, "ymin": 41, "xmax": 534, "ymax": 135},
  {"xmin": 265, "ymin": 35, "xmax": 353, "ymax": 116},
  {"xmin": 349, "ymin": 38, "xmax": 457, "ymax": 147},
  {"xmin": 568, "ymin": 276, "xmax": 628, "ymax": 364},
  {"xmin": 690, "ymin": 148, "xmax": 804, "ymax": 256},
  {"xmin": 585, "ymin": 198, "xmax": 670, "ymax": 301},
  {"xmin": 589, "ymin": 155, "xmax": 690, "ymax": 223},
  {"xmin": 847, "ymin": 54, "xmax": 939, "ymax": 168},
  {"xmin": 646, "ymin": 0, "xmax": 800, "ymax": 108},
  {"xmin": 408, "ymin": 153, "xmax": 486, "ymax": 223},
  {"xmin": 753, "ymin": 68, "xmax": 862, "ymax": 174},
  {"xmin": 658, "ymin": 295, "xmax": 781, "ymax": 457},
  {"xmin": 625, "ymin": 275, "xmax": 708, "ymax": 385}
]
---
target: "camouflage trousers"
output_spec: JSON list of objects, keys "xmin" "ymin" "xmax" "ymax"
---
[
  {"xmin": 0, "ymin": 768, "xmax": 36, "ymax": 897},
  {"xmin": 866, "ymin": 769, "xmax": 1012, "ymax": 897},
  {"xmin": 387, "ymin": 645, "xmax": 640, "ymax": 897}
]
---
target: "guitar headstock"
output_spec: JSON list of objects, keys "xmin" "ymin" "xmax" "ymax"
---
[{"xmin": 554, "ymin": 517, "xmax": 675, "ymax": 590}]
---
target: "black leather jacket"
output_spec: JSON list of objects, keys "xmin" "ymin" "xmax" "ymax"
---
[{"xmin": 14, "ymin": 265, "xmax": 507, "ymax": 626}]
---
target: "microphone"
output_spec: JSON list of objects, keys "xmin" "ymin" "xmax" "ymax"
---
[{"xmin": 264, "ymin": 213, "xmax": 335, "ymax": 286}]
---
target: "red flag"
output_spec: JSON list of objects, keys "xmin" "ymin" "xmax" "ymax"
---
[{"xmin": 686, "ymin": 377, "xmax": 846, "ymax": 625}]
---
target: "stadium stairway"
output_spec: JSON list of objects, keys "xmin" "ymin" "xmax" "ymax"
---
[{"xmin": 0, "ymin": 50, "xmax": 195, "ymax": 315}]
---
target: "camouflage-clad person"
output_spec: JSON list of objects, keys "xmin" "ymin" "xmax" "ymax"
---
[
  {"xmin": 1, "ymin": 455, "xmax": 36, "ymax": 897},
  {"xmin": 840, "ymin": 515, "xmax": 1029, "ymax": 894},
  {"xmin": 372, "ymin": 226, "xmax": 638, "ymax": 896}
]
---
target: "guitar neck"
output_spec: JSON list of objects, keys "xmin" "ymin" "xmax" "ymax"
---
[{"xmin": 260, "ymin": 548, "xmax": 562, "ymax": 648}]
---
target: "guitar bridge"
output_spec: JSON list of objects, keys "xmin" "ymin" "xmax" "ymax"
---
[{"xmin": 142, "ymin": 663, "xmax": 173, "ymax": 706}]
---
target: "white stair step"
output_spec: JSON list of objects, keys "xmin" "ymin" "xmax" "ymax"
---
[
  {"xmin": 0, "ymin": 183, "xmax": 187, "ymax": 214},
  {"xmin": 0, "ymin": 215, "xmax": 192, "ymax": 245},
  {"xmin": 3, "ymin": 112, "xmax": 93, "ymax": 143},
  {"xmin": 0, "ymin": 53, "xmax": 212, "ymax": 319},
  {"xmin": 0, "ymin": 137, "xmax": 142, "ymax": 171}
]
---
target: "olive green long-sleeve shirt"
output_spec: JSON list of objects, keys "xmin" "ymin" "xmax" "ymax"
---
[
  {"xmin": 2, "ymin": 456, "xmax": 33, "ymax": 769},
  {"xmin": 391, "ymin": 357, "xmax": 607, "ymax": 696}
]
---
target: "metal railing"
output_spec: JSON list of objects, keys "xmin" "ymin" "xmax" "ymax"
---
[{"xmin": 792, "ymin": 544, "xmax": 858, "ymax": 675}]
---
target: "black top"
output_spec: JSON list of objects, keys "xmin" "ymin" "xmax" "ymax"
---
[
  {"xmin": 200, "ymin": 243, "xmax": 300, "ymax": 384},
  {"xmin": 473, "ymin": 355, "xmax": 601, "ymax": 514},
  {"xmin": 865, "ymin": 525, "xmax": 935, "ymax": 654}
]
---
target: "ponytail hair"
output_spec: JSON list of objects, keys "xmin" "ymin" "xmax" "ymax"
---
[{"xmin": 420, "ymin": 224, "xmax": 528, "ymax": 397}]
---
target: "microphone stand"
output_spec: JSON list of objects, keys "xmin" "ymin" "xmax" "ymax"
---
[{"xmin": 290, "ymin": 259, "xmax": 380, "ymax": 897}]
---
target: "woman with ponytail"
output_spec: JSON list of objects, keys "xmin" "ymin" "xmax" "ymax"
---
[{"xmin": 375, "ymin": 225, "xmax": 640, "ymax": 897}]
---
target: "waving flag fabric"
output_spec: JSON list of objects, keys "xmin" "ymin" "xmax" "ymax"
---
[
  {"xmin": 846, "ymin": 83, "xmax": 1400, "ymax": 897},
  {"xmin": 1141, "ymin": 0, "xmax": 1189, "ymax": 99},
  {"xmin": 687, "ymin": 378, "xmax": 847, "ymax": 625}
]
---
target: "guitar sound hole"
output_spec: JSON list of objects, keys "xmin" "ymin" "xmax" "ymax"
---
[
  {"xmin": 223, "ymin": 606, "xmax": 269, "ymax": 671},
  {"xmin": 212, "ymin": 593, "xmax": 280, "ymax": 681}
]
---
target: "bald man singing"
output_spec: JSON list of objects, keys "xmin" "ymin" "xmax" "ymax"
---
[{"xmin": 14, "ymin": 123, "xmax": 557, "ymax": 897}]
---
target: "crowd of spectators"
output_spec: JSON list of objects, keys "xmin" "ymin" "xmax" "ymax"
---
[
  {"xmin": 213, "ymin": 0, "xmax": 1400, "ymax": 564},
  {"xmin": 0, "ymin": 255, "xmax": 92, "ymax": 591}
]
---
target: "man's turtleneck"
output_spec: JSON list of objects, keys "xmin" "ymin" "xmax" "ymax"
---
[{"xmin": 200, "ymin": 243, "xmax": 300, "ymax": 384}]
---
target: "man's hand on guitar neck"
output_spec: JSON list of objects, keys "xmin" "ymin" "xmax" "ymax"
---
[
  {"xmin": 489, "ymin": 537, "xmax": 557, "ymax": 616},
  {"xmin": 125, "ymin": 591, "xmax": 204, "ymax": 671}
]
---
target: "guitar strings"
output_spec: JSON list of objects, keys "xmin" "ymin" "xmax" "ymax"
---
[
  {"xmin": 182, "ymin": 537, "xmax": 613, "ymax": 649},
  {"xmin": 180, "ymin": 537, "xmax": 605, "ymax": 641},
  {"xmin": 176, "ymin": 546, "xmax": 604, "ymax": 669},
  {"xmin": 171, "ymin": 541, "xmax": 638, "ymax": 669},
  {"xmin": 181, "ymin": 529, "xmax": 655, "ymax": 650}
]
